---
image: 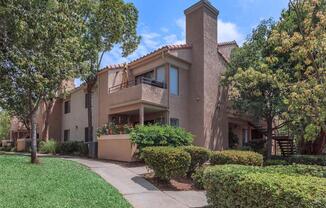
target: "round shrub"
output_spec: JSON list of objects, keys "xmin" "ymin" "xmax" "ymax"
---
[
  {"xmin": 203, "ymin": 165, "xmax": 326, "ymax": 208},
  {"xmin": 130, "ymin": 125, "xmax": 193, "ymax": 150},
  {"xmin": 211, "ymin": 150, "xmax": 263, "ymax": 166},
  {"xmin": 142, "ymin": 146, "xmax": 191, "ymax": 181},
  {"xmin": 39, "ymin": 140, "xmax": 57, "ymax": 154},
  {"xmin": 180, "ymin": 146, "xmax": 211, "ymax": 175}
]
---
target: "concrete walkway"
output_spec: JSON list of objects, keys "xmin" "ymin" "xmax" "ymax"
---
[{"xmin": 68, "ymin": 158, "xmax": 208, "ymax": 208}]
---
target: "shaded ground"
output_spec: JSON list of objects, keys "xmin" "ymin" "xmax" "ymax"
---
[{"xmin": 0, "ymin": 155, "xmax": 131, "ymax": 208}]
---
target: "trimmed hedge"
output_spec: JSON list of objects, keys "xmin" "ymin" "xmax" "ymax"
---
[
  {"xmin": 203, "ymin": 165, "xmax": 326, "ymax": 208},
  {"xmin": 142, "ymin": 146, "xmax": 191, "ymax": 181},
  {"xmin": 287, "ymin": 155, "xmax": 326, "ymax": 166},
  {"xmin": 130, "ymin": 125, "xmax": 193, "ymax": 150},
  {"xmin": 191, "ymin": 165, "xmax": 208, "ymax": 189},
  {"xmin": 269, "ymin": 155, "xmax": 326, "ymax": 166},
  {"xmin": 211, "ymin": 150, "xmax": 263, "ymax": 166},
  {"xmin": 180, "ymin": 146, "xmax": 211, "ymax": 175},
  {"xmin": 264, "ymin": 159, "xmax": 288, "ymax": 166}
]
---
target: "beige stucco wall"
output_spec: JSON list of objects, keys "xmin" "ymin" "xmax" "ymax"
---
[
  {"xmin": 62, "ymin": 86, "xmax": 98, "ymax": 142},
  {"xmin": 98, "ymin": 134, "xmax": 137, "ymax": 162}
]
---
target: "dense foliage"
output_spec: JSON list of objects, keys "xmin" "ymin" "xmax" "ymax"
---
[
  {"xmin": 0, "ymin": 156, "xmax": 131, "ymax": 208},
  {"xmin": 56, "ymin": 141, "xmax": 88, "ymax": 156},
  {"xmin": 210, "ymin": 150, "xmax": 263, "ymax": 166},
  {"xmin": 0, "ymin": 110, "xmax": 10, "ymax": 140},
  {"xmin": 286, "ymin": 155, "xmax": 326, "ymax": 166},
  {"xmin": 39, "ymin": 140, "xmax": 57, "ymax": 154},
  {"xmin": 269, "ymin": 0, "xmax": 326, "ymax": 153},
  {"xmin": 180, "ymin": 146, "xmax": 211, "ymax": 176},
  {"xmin": 225, "ymin": 0, "xmax": 326, "ymax": 156},
  {"xmin": 203, "ymin": 165, "xmax": 326, "ymax": 208},
  {"xmin": 142, "ymin": 146, "xmax": 191, "ymax": 181},
  {"xmin": 130, "ymin": 125, "xmax": 193, "ymax": 150},
  {"xmin": 191, "ymin": 165, "xmax": 208, "ymax": 190}
]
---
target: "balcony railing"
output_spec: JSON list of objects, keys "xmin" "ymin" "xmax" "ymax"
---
[{"xmin": 109, "ymin": 77, "xmax": 166, "ymax": 94}]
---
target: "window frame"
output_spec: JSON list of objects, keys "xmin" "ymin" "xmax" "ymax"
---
[
  {"xmin": 169, "ymin": 65, "xmax": 179, "ymax": 96},
  {"xmin": 63, "ymin": 129, "xmax": 70, "ymax": 142},
  {"xmin": 170, "ymin": 118, "xmax": 180, "ymax": 127},
  {"xmin": 64, "ymin": 100, "xmax": 70, "ymax": 114}
]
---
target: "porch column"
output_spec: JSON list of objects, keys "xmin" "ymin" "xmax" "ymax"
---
[
  {"xmin": 139, "ymin": 104, "xmax": 144, "ymax": 125},
  {"xmin": 165, "ymin": 110, "xmax": 170, "ymax": 125}
]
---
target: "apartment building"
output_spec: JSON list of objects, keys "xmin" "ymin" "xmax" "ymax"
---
[{"xmin": 10, "ymin": 0, "xmax": 262, "ymax": 150}]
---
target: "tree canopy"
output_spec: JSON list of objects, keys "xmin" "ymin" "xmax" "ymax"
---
[{"xmin": 225, "ymin": 0, "xmax": 326, "ymax": 155}]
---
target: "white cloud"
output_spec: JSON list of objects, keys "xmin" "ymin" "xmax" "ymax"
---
[
  {"xmin": 160, "ymin": 27, "xmax": 169, "ymax": 33},
  {"xmin": 218, "ymin": 19, "xmax": 244, "ymax": 44},
  {"xmin": 101, "ymin": 17, "xmax": 243, "ymax": 67}
]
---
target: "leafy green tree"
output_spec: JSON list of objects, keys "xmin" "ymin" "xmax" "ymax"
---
[
  {"xmin": 79, "ymin": 0, "xmax": 140, "ymax": 142},
  {"xmin": 0, "ymin": 0, "xmax": 85, "ymax": 163},
  {"xmin": 0, "ymin": 110, "xmax": 10, "ymax": 140},
  {"xmin": 224, "ymin": 20, "xmax": 288, "ymax": 159},
  {"xmin": 269, "ymin": 0, "xmax": 326, "ymax": 154}
]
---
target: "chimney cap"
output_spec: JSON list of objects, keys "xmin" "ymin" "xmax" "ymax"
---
[{"xmin": 184, "ymin": 0, "xmax": 219, "ymax": 16}]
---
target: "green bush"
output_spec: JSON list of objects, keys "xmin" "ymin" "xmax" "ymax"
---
[
  {"xmin": 203, "ymin": 165, "xmax": 326, "ymax": 208},
  {"xmin": 39, "ymin": 140, "xmax": 57, "ymax": 154},
  {"xmin": 191, "ymin": 165, "xmax": 208, "ymax": 189},
  {"xmin": 130, "ymin": 124, "xmax": 193, "ymax": 150},
  {"xmin": 57, "ymin": 141, "xmax": 88, "ymax": 156},
  {"xmin": 287, "ymin": 155, "xmax": 326, "ymax": 166},
  {"xmin": 211, "ymin": 150, "xmax": 263, "ymax": 166},
  {"xmin": 264, "ymin": 159, "xmax": 288, "ymax": 166},
  {"xmin": 180, "ymin": 146, "xmax": 211, "ymax": 175},
  {"xmin": 142, "ymin": 146, "xmax": 191, "ymax": 181}
]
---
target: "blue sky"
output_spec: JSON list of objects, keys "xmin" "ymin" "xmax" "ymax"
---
[{"xmin": 76, "ymin": 0, "xmax": 289, "ymax": 86}]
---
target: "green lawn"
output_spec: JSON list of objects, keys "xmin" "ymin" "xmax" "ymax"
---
[{"xmin": 0, "ymin": 155, "xmax": 131, "ymax": 208}]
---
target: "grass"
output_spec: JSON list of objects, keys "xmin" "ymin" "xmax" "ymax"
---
[{"xmin": 0, "ymin": 155, "xmax": 131, "ymax": 208}]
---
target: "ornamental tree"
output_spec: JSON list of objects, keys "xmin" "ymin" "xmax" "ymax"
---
[
  {"xmin": 78, "ymin": 0, "xmax": 140, "ymax": 142},
  {"xmin": 0, "ymin": 0, "xmax": 85, "ymax": 163},
  {"xmin": 269, "ymin": 0, "xmax": 326, "ymax": 154},
  {"xmin": 224, "ymin": 20, "xmax": 288, "ymax": 159}
]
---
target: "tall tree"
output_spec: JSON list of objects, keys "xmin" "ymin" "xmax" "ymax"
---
[
  {"xmin": 269, "ymin": 0, "xmax": 326, "ymax": 154},
  {"xmin": 78, "ymin": 0, "xmax": 140, "ymax": 142},
  {"xmin": 0, "ymin": 0, "xmax": 85, "ymax": 163},
  {"xmin": 224, "ymin": 20, "xmax": 288, "ymax": 159}
]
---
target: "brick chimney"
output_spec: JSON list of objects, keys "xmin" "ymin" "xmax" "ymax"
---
[{"xmin": 185, "ymin": 1, "xmax": 228, "ymax": 150}]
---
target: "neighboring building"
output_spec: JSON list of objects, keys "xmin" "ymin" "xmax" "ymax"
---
[{"xmin": 9, "ymin": 0, "xmax": 264, "ymax": 150}]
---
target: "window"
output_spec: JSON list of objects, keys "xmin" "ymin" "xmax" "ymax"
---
[
  {"xmin": 64, "ymin": 129, "xmax": 70, "ymax": 142},
  {"xmin": 136, "ymin": 70, "xmax": 154, "ymax": 84},
  {"xmin": 85, "ymin": 93, "xmax": 91, "ymax": 108},
  {"xmin": 242, "ymin": 129, "xmax": 249, "ymax": 144},
  {"xmin": 85, "ymin": 127, "xmax": 93, "ymax": 142},
  {"xmin": 64, "ymin": 101, "xmax": 70, "ymax": 114},
  {"xmin": 170, "ymin": 118, "xmax": 179, "ymax": 127},
  {"xmin": 169, "ymin": 66, "xmax": 179, "ymax": 95},
  {"xmin": 156, "ymin": 66, "xmax": 166, "ymax": 84}
]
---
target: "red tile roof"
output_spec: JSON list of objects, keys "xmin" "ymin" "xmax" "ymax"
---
[
  {"xmin": 100, "ymin": 44, "xmax": 191, "ymax": 72},
  {"xmin": 100, "ymin": 41, "xmax": 236, "ymax": 72},
  {"xmin": 218, "ymin": 40, "xmax": 238, "ymax": 47}
]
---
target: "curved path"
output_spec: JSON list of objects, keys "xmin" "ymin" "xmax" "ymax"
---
[{"xmin": 68, "ymin": 158, "xmax": 208, "ymax": 208}]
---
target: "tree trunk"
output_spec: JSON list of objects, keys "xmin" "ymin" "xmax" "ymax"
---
[
  {"xmin": 86, "ymin": 80, "xmax": 96, "ymax": 143},
  {"xmin": 300, "ymin": 130, "xmax": 326, "ymax": 155},
  {"xmin": 30, "ymin": 110, "xmax": 39, "ymax": 164},
  {"xmin": 42, "ymin": 99, "xmax": 55, "ymax": 142},
  {"xmin": 266, "ymin": 117, "xmax": 273, "ymax": 160}
]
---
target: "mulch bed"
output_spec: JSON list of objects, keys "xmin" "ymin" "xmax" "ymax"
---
[{"xmin": 143, "ymin": 172, "xmax": 200, "ymax": 191}]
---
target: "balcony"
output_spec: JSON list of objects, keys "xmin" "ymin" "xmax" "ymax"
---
[{"xmin": 108, "ymin": 77, "xmax": 168, "ymax": 108}]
